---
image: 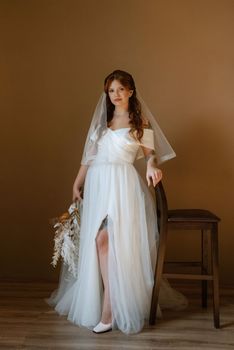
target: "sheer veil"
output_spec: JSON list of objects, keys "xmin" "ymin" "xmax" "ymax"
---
[
  {"xmin": 81, "ymin": 92, "xmax": 107, "ymax": 166},
  {"xmin": 81, "ymin": 91, "xmax": 176, "ymax": 166}
]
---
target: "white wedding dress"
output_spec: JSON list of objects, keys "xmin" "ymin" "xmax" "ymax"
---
[{"xmin": 46, "ymin": 127, "xmax": 187, "ymax": 334}]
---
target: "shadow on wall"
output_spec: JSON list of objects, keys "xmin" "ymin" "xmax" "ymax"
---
[{"xmin": 165, "ymin": 114, "xmax": 232, "ymax": 207}]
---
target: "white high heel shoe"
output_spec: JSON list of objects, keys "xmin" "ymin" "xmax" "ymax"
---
[{"xmin": 93, "ymin": 321, "xmax": 112, "ymax": 334}]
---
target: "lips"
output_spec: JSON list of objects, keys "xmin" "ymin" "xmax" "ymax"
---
[{"xmin": 114, "ymin": 98, "xmax": 121, "ymax": 102}]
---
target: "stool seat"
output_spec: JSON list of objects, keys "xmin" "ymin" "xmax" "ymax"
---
[{"xmin": 168, "ymin": 209, "xmax": 220, "ymax": 223}]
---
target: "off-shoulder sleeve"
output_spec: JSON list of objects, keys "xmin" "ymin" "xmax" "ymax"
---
[
  {"xmin": 139, "ymin": 128, "xmax": 155, "ymax": 150},
  {"xmin": 135, "ymin": 128, "xmax": 155, "ymax": 160}
]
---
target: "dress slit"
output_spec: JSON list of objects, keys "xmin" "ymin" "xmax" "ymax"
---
[
  {"xmin": 94, "ymin": 213, "xmax": 112, "ymax": 319},
  {"xmin": 98, "ymin": 215, "xmax": 108, "ymax": 231}
]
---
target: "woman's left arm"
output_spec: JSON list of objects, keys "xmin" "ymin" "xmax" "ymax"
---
[{"xmin": 141, "ymin": 146, "xmax": 162, "ymax": 187}]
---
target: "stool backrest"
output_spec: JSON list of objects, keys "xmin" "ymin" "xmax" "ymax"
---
[{"xmin": 155, "ymin": 181, "xmax": 168, "ymax": 234}]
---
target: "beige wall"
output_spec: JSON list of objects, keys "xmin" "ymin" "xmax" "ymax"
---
[{"xmin": 0, "ymin": 0, "xmax": 233, "ymax": 284}]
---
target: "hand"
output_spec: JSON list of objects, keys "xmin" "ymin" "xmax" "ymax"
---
[
  {"xmin": 146, "ymin": 166, "xmax": 162, "ymax": 187},
  {"xmin": 72, "ymin": 186, "xmax": 83, "ymax": 202}
]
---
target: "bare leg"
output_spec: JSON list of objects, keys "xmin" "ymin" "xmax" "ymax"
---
[{"xmin": 96, "ymin": 228, "xmax": 112, "ymax": 324}]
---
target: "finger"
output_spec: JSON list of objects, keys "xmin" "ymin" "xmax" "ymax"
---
[
  {"xmin": 158, "ymin": 170, "xmax": 162, "ymax": 180},
  {"xmin": 151, "ymin": 174, "xmax": 156, "ymax": 187},
  {"xmin": 73, "ymin": 192, "xmax": 80, "ymax": 202},
  {"xmin": 155, "ymin": 170, "xmax": 160, "ymax": 178},
  {"xmin": 146, "ymin": 175, "xmax": 150, "ymax": 187},
  {"xmin": 77, "ymin": 194, "xmax": 81, "ymax": 202},
  {"xmin": 154, "ymin": 170, "xmax": 161, "ymax": 183},
  {"xmin": 154, "ymin": 172, "xmax": 161, "ymax": 186},
  {"xmin": 153, "ymin": 173, "xmax": 158, "ymax": 184},
  {"xmin": 157, "ymin": 171, "xmax": 162, "ymax": 181}
]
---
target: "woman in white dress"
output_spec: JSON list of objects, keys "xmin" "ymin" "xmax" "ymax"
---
[{"xmin": 46, "ymin": 70, "xmax": 187, "ymax": 334}]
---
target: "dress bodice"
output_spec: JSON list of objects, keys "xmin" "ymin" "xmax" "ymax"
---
[{"xmin": 92, "ymin": 128, "xmax": 140, "ymax": 165}]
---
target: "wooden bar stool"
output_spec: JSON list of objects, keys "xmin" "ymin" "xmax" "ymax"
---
[{"xmin": 149, "ymin": 181, "xmax": 220, "ymax": 328}]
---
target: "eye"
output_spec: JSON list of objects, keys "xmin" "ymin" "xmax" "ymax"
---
[{"xmin": 109, "ymin": 89, "xmax": 114, "ymax": 93}]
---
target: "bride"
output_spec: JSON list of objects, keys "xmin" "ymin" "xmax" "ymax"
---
[{"xmin": 46, "ymin": 69, "xmax": 187, "ymax": 334}]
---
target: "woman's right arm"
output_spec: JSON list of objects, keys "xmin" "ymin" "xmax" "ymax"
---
[{"xmin": 72, "ymin": 164, "xmax": 89, "ymax": 202}]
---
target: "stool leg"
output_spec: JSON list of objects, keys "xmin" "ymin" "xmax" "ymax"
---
[
  {"xmin": 201, "ymin": 229, "xmax": 208, "ymax": 308},
  {"xmin": 149, "ymin": 225, "xmax": 168, "ymax": 325},
  {"xmin": 211, "ymin": 222, "xmax": 220, "ymax": 328}
]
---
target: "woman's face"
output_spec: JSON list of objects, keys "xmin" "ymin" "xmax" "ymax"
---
[{"xmin": 108, "ymin": 80, "xmax": 133, "ymax": 108}]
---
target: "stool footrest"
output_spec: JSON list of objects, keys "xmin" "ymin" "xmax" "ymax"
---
[
  {"xmin": 165, "ymin": 261, "xmax": 201, "ymax": 267},
  {"xmin": 163, "ymin": 273, "xmax": 213, "ymax": 281}
]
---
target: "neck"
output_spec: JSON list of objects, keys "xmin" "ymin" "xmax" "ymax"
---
[{"xmin": 114, "ymin": 106, "xmax": 129, "ymax": 116}]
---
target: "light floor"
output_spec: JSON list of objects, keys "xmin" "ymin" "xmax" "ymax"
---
[{"xmin": 0, "ymin": 282, "xmax": 234, "ymax": 350}]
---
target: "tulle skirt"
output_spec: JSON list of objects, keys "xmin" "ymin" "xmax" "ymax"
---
[{"xmin": 46, "ymin": 162, "xmax": 187, "ymax": 334}]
